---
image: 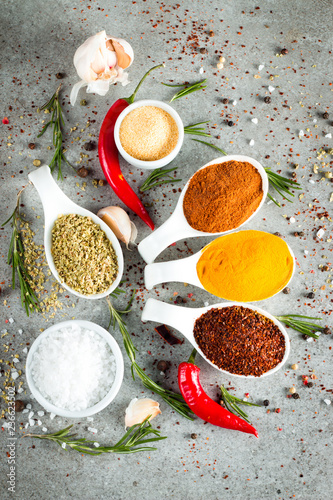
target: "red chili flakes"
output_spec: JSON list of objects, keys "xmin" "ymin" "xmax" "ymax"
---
[
  {"xmin": 2, "ymin": 117, "xmax": 9, "ymax": 124},
  {"xmin": 193, "ymin": 306, "xmax": 285, "ymax": 376}
]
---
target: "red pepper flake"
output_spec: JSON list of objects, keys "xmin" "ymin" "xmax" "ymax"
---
[
  {"xmin": 2, "ymin": 117, "xmax": 9, "ymax": 124},
  {"xmin": 245, "ymin": 393, "xmax": 250, "ymax": 398},
  {"xmin": 187, "ymin": 293, "xmax": 194, "ymax": 298},
  {"xmin": 154, "ymin": 324, "xmax": 183, "ymax": 346},
  {"xmin": 275, "ymin": 408, "xmax": 281, "ymax": 413}
]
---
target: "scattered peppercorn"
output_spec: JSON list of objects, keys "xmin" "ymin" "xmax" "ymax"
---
[
  {"xmin": 323, "ymin": 112, "xmax": 329, "ymax": 120},
  {"xmin": 282, "ymin": 287, "xmax": 290, "ymax": 294},
  {"xmin": 263, "ymin": 399, "xmax": 270, "ymax": 406},
  {"xmin": 264, "ymin": 96, "xmax": 271, "ymax": 103},
  {"xmin": 199, "ymin": 47, "xmax": 207, "ymax": 54},
  {"xmin": 307, "ymin": 292, "xmax": 315, "ymax": 299},
  {"xmin": 298, "ymin": 231, "xmax": 305, "ymax": 237},
  {"xmin": 209, "ymin": 30, "xmax": 215, "ymax": 37},
  {"xmin": 98, "ymin": 179, "xmax": 107, "ymax": 187},
  {"xmin": 302, "ymin": 334, "xmax": 309, "ymax": 340},
  {"xmin": 227, "ymin": 120, "xmax": 234, "ymax": 127},
  {"xmin": 175, "ymin": 295, "xmax": 184, "ymax": 304},
  {"xmin": 28, "ymin": 143, "xmax": 35, "ymax": 150},
  {"xmin": 292, "ymin": 172, "xmax": 297, "ymax": 179},
  {"xmin": 322, "ymin": 265, "xmax": 330, "ymax": 272},
  {"xmin": 307, "ymin": 382, "xmax": 314, "ymax": 388},
  {"xmin": 274, "ymin": 232, "xmax": 282, "ymax": 238},
  {"xmin": 291, "ymin": 363, "xmax": 298, "ymax": 370},
  {"xmin": 33, "ymin": 159, "xmax": 41, "ymax": 167},
  {"xmin": 83, "ymin": 141, "xmax": 96, "ymax": 151},
  {"xmin": 222, "ymin": 98, "xmax": 229, "ymax": 104},
  {"xmin": 292, "ymin": 393, "xmax": 300, "ymax": 399},
  {"xmin": 77, "ymin": 166, "xmax": 89, "ymax": 178},
  {"xmin": 191, "ymin": 433, "xmax": 198, "ymax": 439},
  {"xmin": 289, "ymin": 387, "xmax": 296, "ymax": 394},
  {"xmin": 281, "ymin": 48, "xmax": 288, "ymax": 55},
  {"xmin": 323, "ymin": 327, "xmax": 331, "ymax": 335},
  {"xmin": 80, "ymin": 99, "xmax": 87, "ymax": 106},
  {"xmin": 157, "ymin": 360, "xmax": 168, "ymax": 372},
  {"xmin": 14, "ymin": 400, "xmax": 25, "ymax": 412},
  {"xmin": 56, "ymin": 72, "xmax": 65, "ymax": 79}
]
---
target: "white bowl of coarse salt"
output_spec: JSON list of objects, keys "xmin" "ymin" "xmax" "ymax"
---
[
  {"xmin": 114, "ymin": 99, "xmax": 184, "ymax": 169},
  {"xmin": 26, "ymin": 320, "xmax": 124, "ymax": 418}
]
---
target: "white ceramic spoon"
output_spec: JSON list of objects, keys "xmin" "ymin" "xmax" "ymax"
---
[
  {"xmin": 28, "ymin": 165, "xmax": 124, "ymax": 299},
  {"xmin": 138, "ymin": 155, "xmax": 268, "ymax": 264},
  {"xmin": 145, "ymin": 230, "xmax": 295, "ymax": 301},
  {"xmin": 142, "ymin": 298, "xmax": 290, "ymax": 378}
]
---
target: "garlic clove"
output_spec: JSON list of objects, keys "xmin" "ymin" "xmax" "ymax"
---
[
  {"xmin": 125, "ymin": 398, "xmax": 161, "ymax": 428},
  {"xmin": 70, "ymin": 31, "xmax": 134, "ymax": 105},
  {"xmin": 97, "ymin": 206, "xmax": 137, "ymax": 248}
]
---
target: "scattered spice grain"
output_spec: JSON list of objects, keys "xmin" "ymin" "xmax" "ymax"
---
[
  {"xmin": 263, "ymin": 400, "xmax": 270, "ymax": 406},
  {"xmin": 283, "ymin": 287, "xmax": 290, "ymax": 294},
  {"xmin": 119, "ymin": 106, "xmax": 179, "ymax": 161},
  {"xmin": 51, "ymin": 214, "xmax": 118, "ymax": 295},
  {"xmin": 264, "ymin": 96, "xmax": 271, "ymax": 103},
  {"xmin": 292, "ymin": 393, "xmax": 300, "ymax": 399},
  {"xmin": 77, "ymin": 166, "xmax": 89, "ymax": 178},
  {"xmin": 193, "ymin": 306, "xmax": 286, "ymax": 376}
]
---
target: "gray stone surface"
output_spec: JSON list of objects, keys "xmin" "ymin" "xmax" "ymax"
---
[{"xmin": 1, "ymin": 1, "xmax": 332, "ymax": 499}]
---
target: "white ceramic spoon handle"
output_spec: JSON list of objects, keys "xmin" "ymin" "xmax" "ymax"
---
[
  {"xmin": 144, "ymin": 253, "xmax": 201, "ymax": 290},
  {"xmin": 28, "ymin": 166, "xmax": 75, "ymax": 224},
  {"xmin": 138, "ymin": 213, "xmax": 190, "ymax": 264},
  {"xmin": 141, "ymin": 298, "xmax": 197, "ymax": 346}
]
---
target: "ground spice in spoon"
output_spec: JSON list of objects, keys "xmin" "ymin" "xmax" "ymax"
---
[
  {"xmin": 194, "ymin": 306, "xmax": 286, "ymax": 376},
  {"xmin": 183, "ymin": 160, "xmax": 263, "ymax": 232}
]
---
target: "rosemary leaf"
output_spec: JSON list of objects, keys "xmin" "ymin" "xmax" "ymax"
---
[
  {"xmin": 162, "ymin": 79, "xmax": 207, "ymax": 102},
  {"xmin": 265, "ymin": 168, "xmax": 301, "ymax": 205},
  {"xmin": 220, "ymin": 385, "xmax": 261, "ymax": 423},
  {"xmin": 184, "ymin": 121, "xmax": 211, "ymax": 137},
  {"xmin": 140, "ymin": 166, "xmax": 181, "ymax": 192},
  {"xmin": 24, "ymin": 418, "xmax": 166, "ymax": 455},
  {"xmin": 106, "ymin": 289, "xmax": 193, "ymax": 420},
  {"xmin": 276, "ymin": 314, "xmax": 324, "ymax": 338},
  {"xmin": 38, "ymin": 84, "xmax": 75, "ymax": 180}
]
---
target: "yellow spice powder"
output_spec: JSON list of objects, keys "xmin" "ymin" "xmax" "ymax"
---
[{"xmin": 119, "ymin": 105, "xmax": 179, "ymax": 161}]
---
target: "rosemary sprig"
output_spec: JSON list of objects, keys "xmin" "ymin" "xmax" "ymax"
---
[
  {"xmin": 191, "ymin": 138, "xmax": 227, "ymax": 156},
  {"xmin": 162, "ymin": 79, "xmax": 207, "ymax": 102},
  {"xmin": 106, "ymin": 289, "xmax": 194, "ymax": 420},
  {"xmin": 2, "ymin": 187, "xmax": 40, "ymax": 316},
  {"xmin": 220, "ymin": 385, "xmax": 261, "ymax": 424},
  {"xmin": 184, "ymin": 121, "xmax": 211, "ymax": 137},
  {"xmin": 276, "ymin": 314, "xmax": 324, "ymax": 339},
  {"xmin": 265, "ymin": 168, "xmax": 301, "ymax": 206},
  {"xmin": 24, "ymin": 418, "xmax": 166, "ymax": 455},
  {"xmin": 139, "ymin": 166, "xmax": 182, "ymax": 192},
  {"xmin": 38, "ymin": 84, "xmax": 74, "ymax": 180}
]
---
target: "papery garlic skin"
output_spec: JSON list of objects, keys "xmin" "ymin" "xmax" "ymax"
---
[
  {"xmin": 125, "ymin": 398, "xmax": 161, "ymax": 428},
  {"xmin": 97, "ymin": 206, "xmax": 137, "ymax": 248},
  {"xmin": 70, "ymin": 31, "xmax": 134, "ymax": 106}
]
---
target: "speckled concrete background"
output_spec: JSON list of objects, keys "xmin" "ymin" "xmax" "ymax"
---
[{"xmin": 1, "ymin": 1, "xmax": 332, "ymax": 499}]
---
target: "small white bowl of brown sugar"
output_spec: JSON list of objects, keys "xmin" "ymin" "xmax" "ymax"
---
[{"xmin": 114, "ymin": 99, "xmax": 184, "ymax": 169}]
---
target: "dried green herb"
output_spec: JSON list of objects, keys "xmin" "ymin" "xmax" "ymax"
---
[
  {"xmin": 276, "ymin": 314, "xmax": 324, "ymax": 339},
  {"xmin": 162, "ymin": 79, "xmax": 207, "ymax": 102},
  {"xmin": 220, "ymin": 385, "xmax": 261, "ymax": 423},
  {"xmin": 184, "ymin": 121, "xmax": 211, "ymax": 137},
  {"xmin": 140, "ymin": 166, "xmax": 181, "ymax": 192}
]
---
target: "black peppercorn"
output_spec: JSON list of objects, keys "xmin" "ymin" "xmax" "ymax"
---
[
  {"xmin": 323, "ymin": 112, "xmax": 329, "ymax": 120},
  {"xmin": 292, "ymin": 172, "xmax": 297, "ymax": 179},
  {"xmin": 200, "ymin": 47, "xmax": 207, "ymax": 54},
  {"xmin": 15, "ymin": 400, "xmax": 25, "ymax": 412},
  {"xmin": 274, "ymin": 232, "xmax": 282, "ymax": 238},
  {"xmin": 307, "ymin": 292, "xmax": 315, "ymax": 299},
  {"xmin": 175, "ymin": 295, "xmax": 184, "ymax": 304},
  {"xmin": 302, "ymin": 334, "xmax": 308, "ymax": 340},
  {"xmin": 227, "ymin": 120, "xmax": 233, "ymax": 127},
  {"xmin": 323, "ymin": 327, "xmax": 331, "ymax": 335},
  {"xmin": 292, "ymin": 393, "xmax": 300, "ymax": 399},
  {"xmin": 222, "ymin": 98, "xmax": 229, "ymax": 104},
  {"xmin": 157, "ymin": 360, "xmax": 168, "ymax": 372},
  {"xmin": 264, "ymin": 96, "xmax": 271, "ymax": 103},
  {"xmin": 322, "ymin": 265, "xmax": 330, "ymax": 272},
  {"xmin": 80, "ymin": 99, "xmax": 87, "ymax": 106},
  {"xmin": 98, "ymin": 179, "xmax": 107, "ymax": 187},
  {"xmin": 282, "ymin": 287, "xmax": 290, "ymax": 294},
  {"xmin": 299, "ymin": 231, "xmax": 305, "ymax": 237},
  {"xmin": 191, "ymin": 433, "xmax": 198, "ymax": 439},
  {"xmin": 77, "ymin": 166, "xmax": 89, "ymax": 178},
  {"xmin": 83, "ymin": 141, "xmax": 96, "ymax": 151},
  {"xmin": 209, "ymin": 30, "xmax": 215, "ymax": 37},
  {"xmin": 281, "ymin": 48, "xmax": 288, "ymax": 55},
  {"xmin": 56, "ymin": 72, "xmax": 65, "ymax": 79},
  {"xmin": 263, "ymin": 399, "xmax": 270, "ymax": 406},
  {"xmin": 307, "ymin": 382, "xmax": 314, "ymax": 388}
]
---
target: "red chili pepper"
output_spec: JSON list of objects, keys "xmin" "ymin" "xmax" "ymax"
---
[
  {"xmin": 98, "ymin": 64, "xmax": 164, "ymax": 230},
  {"xmin": 178, "ymin": 361, "xmax": 258, "ymax": 437}
]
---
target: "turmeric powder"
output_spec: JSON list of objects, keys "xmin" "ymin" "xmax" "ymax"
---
[{"xmin": 196, "ymin": 230, "xmax": 294, "ymax": 302}]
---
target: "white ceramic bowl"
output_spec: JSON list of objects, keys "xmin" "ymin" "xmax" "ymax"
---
[
  {"xmin": 26, "ymin": 320, "xmax": 124, "ymax": 418},
  {"xmin": 28, "ymin": 166, "xmax": 124, "ymax": 300},
  {"xmin": 142, "ymin": 298, "xmax": 290, "ymax": 379},
  {"xmin": 114, "ymin": 99, "xmax": 184, "ymax": 169}
]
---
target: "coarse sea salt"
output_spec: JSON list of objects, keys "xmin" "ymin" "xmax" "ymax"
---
[{"xmin": 30, "ymin": 325, "xmax": 116, "ymax": 412}]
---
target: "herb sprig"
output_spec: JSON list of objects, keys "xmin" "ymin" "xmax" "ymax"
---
[
  {"xmin": 184, "ymin": 121, "xmax": 211, "ymax": 137},
  {"xmin": 264, "ymin": 168, "xmax": 301, "ymax": 206},
  {"xmin": 38, "ymin": 84, "xmax": 74, "ymax": 180},
  {"xmin": 107, "ymin": 289, "xmax": 193, "ymax": 420},
  {"xmin": 2, "ymin": 186, "xmax": 40, "ymax": 316},
  {"xmin": 220, "ymin": 385, "xmax": 261, "ymax": 423},
  {"xmin": 276, "ymin": 314, "xmax": 324, "ymax": 339},
  {"xmin": 140, "ymin": 166, "xmax": 182, "ymax": 192},
  {"xmin": 162, "ymin": 79, "xmax": 207, "ymax": 102},
  {"xmin": 24, "ymin": 417, "xmax": 166, "ymax": 455}
]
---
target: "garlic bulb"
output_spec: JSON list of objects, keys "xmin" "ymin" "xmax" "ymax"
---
[
  {"xmin": 70, "ymin": 30, "xmax": 134, "ymax": 106},
  {"xmin": 125, "ymin": 398, "xmax": 161, "ymax": 428},
  {"xmin": 97, "ymin": 206, "xmax": 137, "ymax": 248}
]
